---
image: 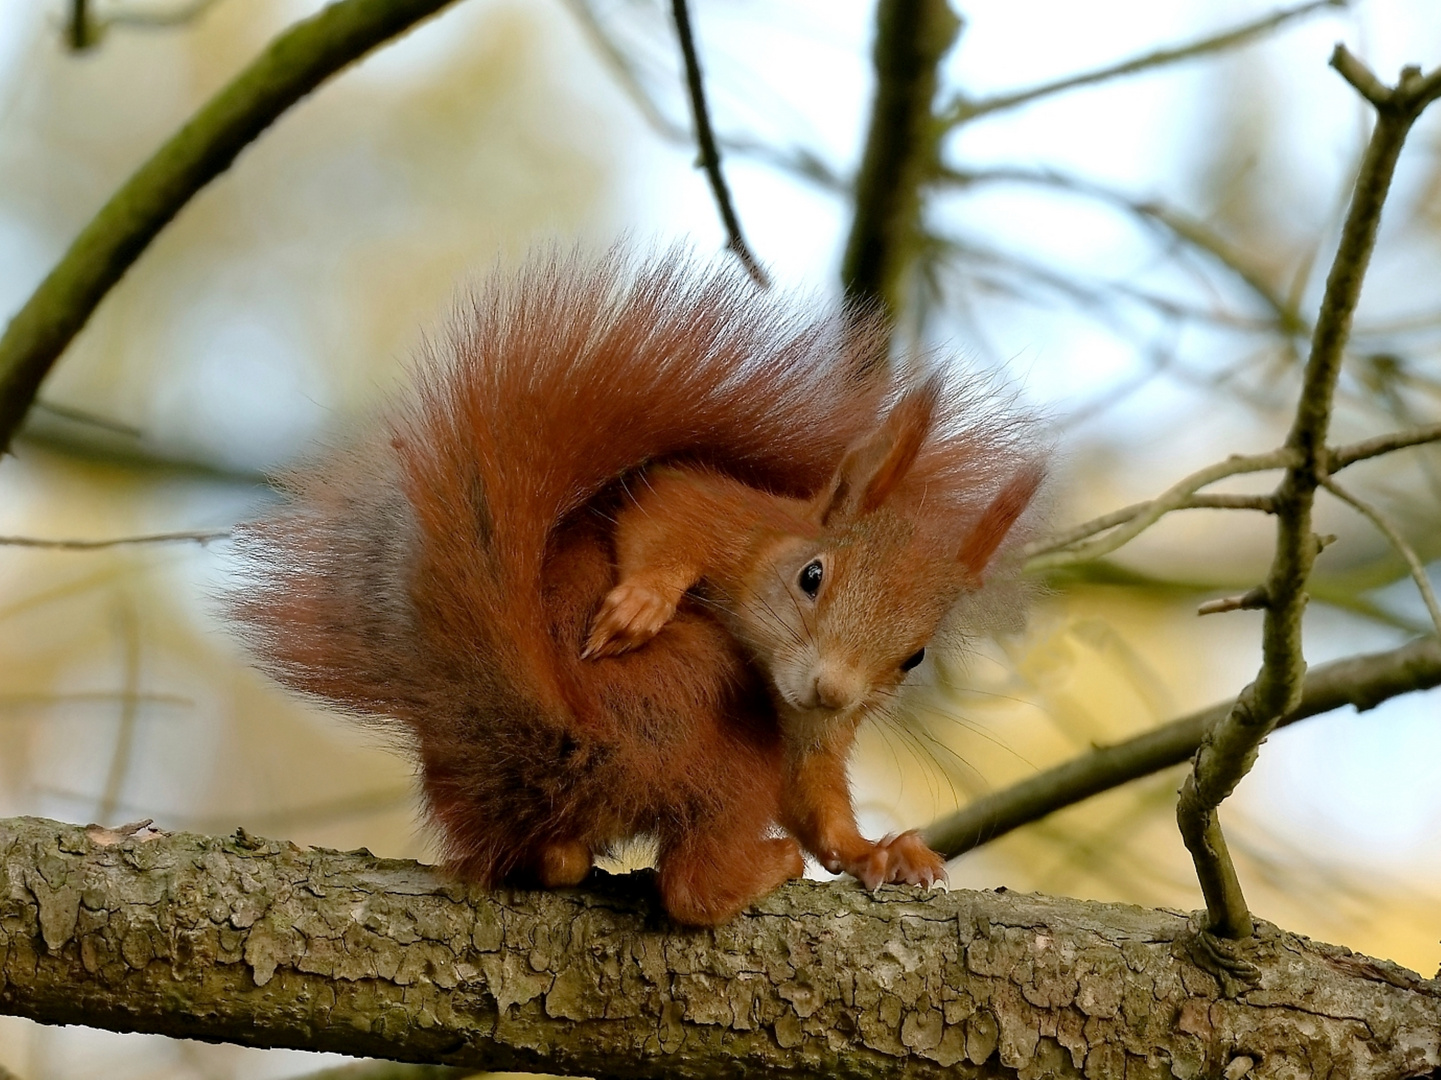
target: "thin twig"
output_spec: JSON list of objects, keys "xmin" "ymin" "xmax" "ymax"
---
[
  {"xmin": 1322, "ymin": 476, "xmax": 1441, "ymax": 638},
  {"xmin": 0, "ymin": 0, "xmax": 464, "ymax": 454},
  {"xmin": 942, "ymin": 0, "xmax": 1345, "ymax": 125},
  {"xmin": 0, "ymin": 530, "xmax": 230, "ymax": 550},
  {"xmin": 1030, "ymin": 423, "xmax": 1441, "ymax": 569},
  {"xmin": 1328, "ymin": 420, "xmax": 1441, "ymax": 469},
  {"xmin": 1198, "ymin": 587, "xmax": 1270, "ymax": 616},
  {"xmin": 923, "ymin": 636, "xmax": 1441, "ymax": 859},
  {"xmin": 668, "ymin": 0, "xmax": 767, "ymax": 288},
  {"xmin": 1177, "ymin": 48, "xmax": 1441, "ymax": 941},
  {"xmin": 33, "ymin": 399, "xmax": 143, "ymax": 437},
  {"xmin": 1025, "ymin": 450, "xmax": 1295, "ymax": 571}
]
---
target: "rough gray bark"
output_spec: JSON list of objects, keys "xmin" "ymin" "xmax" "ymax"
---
[{"xmin": 1, "ymin": 816, "xmax": 1438, "ymax": 1079}]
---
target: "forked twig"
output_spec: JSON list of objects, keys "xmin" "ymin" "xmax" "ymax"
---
[{"xmin": 1175, "ymin": 46, "xmax": 1441, "ymax": 941}]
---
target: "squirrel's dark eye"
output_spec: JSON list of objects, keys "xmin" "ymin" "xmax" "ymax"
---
[
  {"xmin": 900, "ymin": 648, "xmax": 926, "ymax": 672},
  {"xmin": 798, "ymin": 559, "xmax": 823, "ymax": 598}
]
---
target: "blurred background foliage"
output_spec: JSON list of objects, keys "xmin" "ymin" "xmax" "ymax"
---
[{"xmin": 0, "ymin": 0, "xmax": 1439, "ymax": 1077}]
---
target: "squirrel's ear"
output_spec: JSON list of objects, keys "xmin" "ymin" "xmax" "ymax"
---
[
  {"xmin": 818, "ymin": 379, "xmax": 940, "ymax": 526},
  {"xmin": 957, "ymin": 464, "xmax": 1044, "ymax": 586}
]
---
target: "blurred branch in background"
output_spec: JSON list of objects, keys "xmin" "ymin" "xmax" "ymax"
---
[
  {"xmin": 841, "ymin": 0, "xmax": 959, "ymax": 330},
  {"xmin": 0, "ymin": 530, "xmax": 229, "ymax": 550},
  {"xmin": 924, "ymin": 636, "xmax": 1441, "ymax": 857},
  {"xmin": 293, "ymin": 1064, "xmax": 473, "ymax": 1080},
  {"xmin": 1322, "ymin": 475, "xmax": 1441, "ymax": 636},
  {"xmin": 938, "ymin": 165, "xmax": 1310, "ymax": 336},
  {"xmin": 0, "ymin": 0, "xmax": 465, "ymax": 454}
]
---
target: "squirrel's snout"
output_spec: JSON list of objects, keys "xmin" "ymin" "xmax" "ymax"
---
[{"xmin": 809, "ymin": 663, "xmax": 863, "ymax": 711}]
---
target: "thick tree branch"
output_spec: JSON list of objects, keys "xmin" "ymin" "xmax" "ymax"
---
[
  {"xmin": 2, "ymin": 816, "xmax": 1439, "ymax": 1079},
  {"xmin": 924, "ymin": 636, "xmax": 1441, "ymax": 859},
  {"xmin": 840, "ymin": 0, "xmax": 960, "ymax": 326},
  {"xmin": 0, "ymin": 0, "xmax": 463, "ymax": 454},
  {"xmin": 1177, "ymin": 48, "xmax": 1441, "ymax": 941}
]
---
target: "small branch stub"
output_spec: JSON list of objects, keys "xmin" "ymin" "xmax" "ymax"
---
[{"xmin": 1198, "ymin": 586, "xmax": 1270, "ymax": 616}]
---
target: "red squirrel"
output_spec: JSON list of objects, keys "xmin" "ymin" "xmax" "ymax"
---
[{"xmin": 231, "ymin": 249, "xmax": 1043, "ymax": 926}]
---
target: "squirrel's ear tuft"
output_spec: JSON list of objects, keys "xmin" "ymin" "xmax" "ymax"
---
[
  {"xmin": 818, "ymin": 379, "xmax": 941, "ymax": 525},
  {"xmin": 956, "ymin": 464, "xmax": 1045, "ymax": 586}
]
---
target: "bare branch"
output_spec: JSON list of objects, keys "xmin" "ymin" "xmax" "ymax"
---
[
  {"xmin": 943, "ymin": 0, "xmax": 1346, "ymax": 125},
  {"xmin": 1330, "ymin": 45, "xmax": 1392, "ymax": 107},
  {"xmin": 1025, "ymin": 450, "xmax": 1294, "ymax": 571},
  {"xmin": 1030, "ymin": 424, "xmax": 1441, "ymax": 574},
  {"xmin": 1177, "ymin": 52, "xmax": 1441, "ymax": 941},
  {"xmin": 668, "ymin": 0, "xmax": 768, "ymax": 287},
  {"xmin": 924, "ymin": 636, "xmax": 1441, "ymax": 859},
  {"xmin": 67, "ymin": 0, "xmax": 96, "ymax": 50},
  {"xmin": 0, "ymin": 0, "xmax": 464, "ymax": 454}
]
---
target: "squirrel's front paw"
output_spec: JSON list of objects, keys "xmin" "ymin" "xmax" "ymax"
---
[
  {"xmin": 845, "ymin": 830, "xmax": 948, "ymax": 891},
  {"xmin": 582, "ymin": 582, "xmax": 676, "ymax": 658}
]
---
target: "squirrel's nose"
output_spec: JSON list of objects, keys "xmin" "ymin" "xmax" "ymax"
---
[{"xmin": 812, "ymin": 666, "xmax": 860, "ymax": 711}]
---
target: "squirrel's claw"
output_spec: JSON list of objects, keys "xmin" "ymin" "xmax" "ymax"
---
[
  {"xmin": 582, "ymin": 582, "xmax": 676, "ymax": 659},
  {"xmin": 845, "ymin": 830, "xmax": 948, "ymax": 891}
]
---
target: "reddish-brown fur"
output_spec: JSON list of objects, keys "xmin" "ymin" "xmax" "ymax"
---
[{"xmin": 230, "ymin": 249, "xmax": 1041, "ymax": 925}]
